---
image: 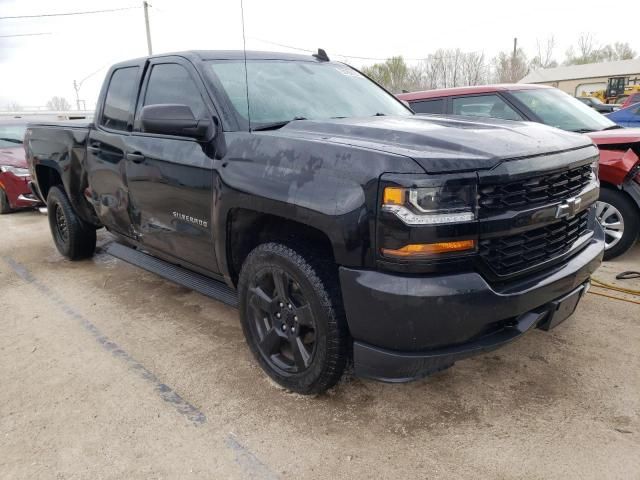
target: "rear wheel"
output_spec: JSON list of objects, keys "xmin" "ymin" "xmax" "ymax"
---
[
  {"xmin": 596, "ymin": 188, "xmax": 639, "ymax": 260},
  {"xmin": 238, "ymin": 242, "xmax": 349, "ymax": 394},
  {"xmin": 0, "ymin": 188, "xmax": 12, "ymax": 214},
  {"xmin": 47, "ymin": 186, "xmax": 96, "ymax": 260}
]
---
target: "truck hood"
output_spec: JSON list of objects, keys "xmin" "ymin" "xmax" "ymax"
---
[
  {"xmin": 586, "ymin": 128, "xmax": 640, "ymax": 146},
  {"xmin": 0, "ymin": 146, "xmax": 26, "ymax": 168},
  {"xmin": 276, "ymin": 115, "xmax": 593, "ymax": 173}
]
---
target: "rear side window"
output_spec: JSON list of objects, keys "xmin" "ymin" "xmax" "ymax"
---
[
  {"xmin": 102, "ymin": 67, "xmax": 139, "ymax": 131},
  {"xmin": 143, "ymin": 63, "xmax": 206, "ymax": 119},
  {"xmin": 452, "ymin": 94, "xmax": 523, "ymax": 121},
  {"xmin": 411, "ymin": 99, "xmax": 445, "ymax": 114}
]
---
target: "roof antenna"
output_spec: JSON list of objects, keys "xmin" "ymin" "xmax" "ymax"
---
[
  {"xmin": 240, "ymin": 0, "xmax": 251, "ymax": 130},
  {"xmin": 313, "ymin": 48, "xmax": 330, "ymax": 62}
]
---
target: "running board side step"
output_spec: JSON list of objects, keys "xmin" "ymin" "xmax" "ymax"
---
[{"xmin": 105, "ymin": 243, "xmax": 238, "ymax": 307}]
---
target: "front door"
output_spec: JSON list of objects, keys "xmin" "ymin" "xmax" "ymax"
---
[{"xmin": 125, "ymin": 59, "xmax": 219, "ymax": 273}]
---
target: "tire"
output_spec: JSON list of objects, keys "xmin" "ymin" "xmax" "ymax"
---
[
  {"xmin": 0, "ymin": 188, "xmax": 12, "ymax": 214},
  {"xmin": 596, "ymin": 188, "xmax": 639, "ymax": 260},
  {"xmin": 46, "ymin": 186, "xmax": 96, "ymax": 260},
  {"xmin": 238, "ymin": 242, "xmax": 349, "ymax": 394}
]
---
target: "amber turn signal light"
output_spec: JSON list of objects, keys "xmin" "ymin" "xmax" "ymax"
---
[
  {"xmin": 382, "ymin": 186, "xmax": 405, "ymax": 205},
  {"xmin": 381, "ymin": 240, "xmax": 475, "ymax": 258}
]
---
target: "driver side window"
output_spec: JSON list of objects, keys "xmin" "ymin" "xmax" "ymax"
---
[{"xmin": 143, "ymin": 63, "xmax": 206, "ymax": 120}]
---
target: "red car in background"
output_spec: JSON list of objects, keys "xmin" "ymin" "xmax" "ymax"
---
[
  {"xmin": 398, "ymin": 84, "xmax": 640, "ymax": 259},
  {"xmin": 0, "ymin": 119, "xmax": 42, "ymax": 213},
  {"xmin": 619, "ymin": 92, "xmax": 640, "ymax": 109}
]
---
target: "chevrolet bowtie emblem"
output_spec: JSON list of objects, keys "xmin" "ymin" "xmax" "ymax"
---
[{"xmin": 555, "ymin": 196, "xmax": 582, "ymax": 219}]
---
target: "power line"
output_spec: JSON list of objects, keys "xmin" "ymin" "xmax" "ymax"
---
[
  {"xmin": 0, "ymin": 6, "xmax": 139, "ymax": 20},
  {"xmin": 0, "ymin": 32, "xmax": 51, "ymax": 38}
]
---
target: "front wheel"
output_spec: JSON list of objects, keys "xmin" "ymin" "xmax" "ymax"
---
[
  {"xmin": 47, "ymin": 186, "xmax": 96, "ymax": 260},
  {"xmin": 596, "ymin": 188, "xmax": 639, "ymax": 260},
  {"xmin": 238, "ymin": 243, "xmax": 349, "ymax": 394},
  {"xmin": 0, "ymin": 188, "xmax": 12, "ymax": 214}
]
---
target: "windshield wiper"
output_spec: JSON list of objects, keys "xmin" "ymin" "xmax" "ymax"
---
[
  {"xmin": 602, "ymin": 125, "xmax": 623, "ymax": 130},
  {"xmin": 373, "ymin": 112, "xmax": 386, "ymax": 116},
  {"xmin": 572, "ymin": 128, "xmax": 596, "ymax": 133},
  {"xmin": 252, "ymin": 117, "xmax": 307, "ymax": 131},
  {"xmin": 0, "ymin": 137, "xmax": 22, "ymax": 144}
]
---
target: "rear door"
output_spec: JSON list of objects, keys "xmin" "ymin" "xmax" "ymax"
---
[
  {"xmin": 86, "ymin": 64, "xmax": 142, "ymax": 237},
  {"xmin": 125, "ymin": 57, "xmax": 219, "ymax": 272}
]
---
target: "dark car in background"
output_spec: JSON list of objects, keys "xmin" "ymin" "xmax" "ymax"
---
[
  {"xmin": 398, "ymin": 84, "xmax": 640, "ymax": 259},
  {"xmin": 0, "ymin": 119, "xmax": 41, "ymax": 213},
  {"xmin": 576, "ymin": 96, "xmax": 619, "ymax": 113}
]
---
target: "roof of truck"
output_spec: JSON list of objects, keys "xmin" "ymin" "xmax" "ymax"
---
[{"xmin": 111, "ymin": 50, "xmax": 328, "ymax": 68}]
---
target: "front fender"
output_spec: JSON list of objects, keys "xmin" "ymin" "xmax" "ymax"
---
[{"xmin": 212, "ymin": 131, "xmax": 423, "ymax": 282}]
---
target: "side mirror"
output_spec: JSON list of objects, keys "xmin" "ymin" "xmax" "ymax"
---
[{"xmin": 140, "ymin": 104, "xmax": 214, "ymax": 140}]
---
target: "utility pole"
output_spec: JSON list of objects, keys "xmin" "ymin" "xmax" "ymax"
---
[
  {"xmin": 143, "ymin": 1, "xmax": 153, "ymax": 55},
  {"xmin": 513, "ymin": 37, "xmax": 517, "ymax": 59},
  {"xmin": 73, "ymin": 80, "xmax": 81, "ymax": 110}
]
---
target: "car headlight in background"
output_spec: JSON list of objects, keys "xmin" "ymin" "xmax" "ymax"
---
[
  {"xmin": 381, "ymin": 184, "xmax": 476, "ymax": 225},
  {"xmin": 0, "ymin": 165, "xmax": 30, "ymax": 177}
]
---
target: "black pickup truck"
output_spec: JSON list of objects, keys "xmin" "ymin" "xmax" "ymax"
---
[{"xmin": 26, "ymin": 50, "xmax": 605, "ymax": 394}]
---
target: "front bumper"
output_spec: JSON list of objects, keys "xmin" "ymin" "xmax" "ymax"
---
[
  {"xmin": 0, "ymin": 173, "xmax": 42, "ymax": 209},
  {"xmin": 340, "ymin": 223, "xmax": 604, "ymax": 382}
]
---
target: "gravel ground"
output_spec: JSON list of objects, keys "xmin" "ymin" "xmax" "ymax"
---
[{"xmin": 1, "ymin": 210, "xmax": 639, "ymax": 479}]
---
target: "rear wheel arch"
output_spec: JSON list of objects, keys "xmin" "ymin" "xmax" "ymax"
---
[{"xmin": 35, "ymin": 165, "xmax": 63, "ymax": 201}]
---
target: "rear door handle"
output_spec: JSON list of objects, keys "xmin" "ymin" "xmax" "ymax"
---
[
  {"xmin": 126, "ymin": 152, "xmax": 145, "ymax": 163},
  {"xmin": 87, "ymin": 146, "xmax": 100, "ymax": 153}
]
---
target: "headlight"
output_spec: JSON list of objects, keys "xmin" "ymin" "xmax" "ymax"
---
[
  {"xmin": 0, "ymin": 165, "xmax": 30, "ymax": 177},
  {"xmin": 381, "ymin": 184, "xmax": 476, "ymax": 225},
  {"xmin": 591, "ymin": 159, "xmax": 599, "ymax": 182}
]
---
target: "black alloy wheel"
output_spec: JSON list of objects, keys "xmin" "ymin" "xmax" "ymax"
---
[
  {"xmin": 247, "ymin": 267, "xmax": 317, "ymax": 374},
  {"xmin": 238, "ymin": 242, "xmax": 349, "ymax": 394}
]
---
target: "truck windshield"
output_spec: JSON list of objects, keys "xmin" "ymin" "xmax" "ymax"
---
[
  {"xmin": 0, "ymin": 124, "xmax": 26, "ymax": 148},
  {"xmin": 511, "ymin": 88, "xmax": 616, "ymax": 133},
  {"xmin": 207, "ymin": 60, "xmax": 411, "ymax": 129}
]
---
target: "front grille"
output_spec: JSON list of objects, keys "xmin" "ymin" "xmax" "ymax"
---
[
  {"xmin": 479, "ymin": 210, "xmax": 590, "ymax": 276},
  {"xmin": 479, "ymin": 164, "xmax": 592, "ymax": 211}
]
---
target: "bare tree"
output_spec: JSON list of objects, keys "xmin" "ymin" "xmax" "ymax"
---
[
  {"xmin": 493, "ymin": 48, "xmax": 529, "ymax": 83},
  {"xmin": 531, "ymin": 36, "xmax": 558, "ymax": 69},
  {"xmin": 6, "ymin": 101, "xmax": 22, "ymax": 111},
  {"xmin": 361, "ymin": 56, "xmax": 424, "ymax": 93},
  {"xmin": 461, "ymin": 52, "xmax": 487, "ymax": 86},
  {"xmin": 564, "ymin": 34, "xmax": 636, "ymax": 65},
  {"xmin": 578, "ymin": 33, "xmax": 596, "ymax": 59},
  {"xmin": 46, "ymin": 96, "xmax": 72, "ymax": 111},
  {"xmin": 613, "ymin": 42, "xmax": 636, "ymax": 60},
  {"xmin": 418, "ymin": 49, "xmax": 487, "ymax": 89}
]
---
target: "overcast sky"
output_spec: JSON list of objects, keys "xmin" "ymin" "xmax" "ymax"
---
[{"xmin": 1, "ymin": 0, "xmax": 638, "ymax": 110}]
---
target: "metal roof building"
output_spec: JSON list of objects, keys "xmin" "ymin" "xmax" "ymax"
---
[{"xmin": 519, "ymin": 58, "xmax": 640, "ymax": 97}]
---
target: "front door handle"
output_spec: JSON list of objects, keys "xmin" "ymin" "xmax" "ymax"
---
[
  {"xmin": 87, "ymin": 146, "xmax": 100, "ymax": 153},
  {"xmin": 126, "ymin": 152, "xmax": 145, "ymax": 163}
]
